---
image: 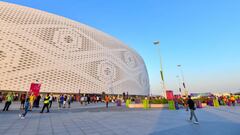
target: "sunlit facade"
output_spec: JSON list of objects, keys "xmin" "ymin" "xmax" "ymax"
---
[{"xmin": 0, "ymin": 2, "xmax": 149, "ymax": 95}]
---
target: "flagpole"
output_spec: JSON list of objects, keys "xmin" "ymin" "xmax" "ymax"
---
[
  {"xmin": 176, "ymin": 75, "xmax": 182, "ymax": 95},
  {"xmin": 177, "ymin": 65, "xmax": 188, "ymax": 96},
  {"xmin": 153, "ymin": 41, "xmax": 166, "ymax": 98}
]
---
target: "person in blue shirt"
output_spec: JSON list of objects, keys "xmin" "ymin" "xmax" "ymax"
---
[{"xmin": 19, "ymin": 98, "xmax": 30, "ymax": 119}]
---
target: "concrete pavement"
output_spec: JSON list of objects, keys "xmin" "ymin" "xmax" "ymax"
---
[{"xmin": 0, "ymin": 102, "xmax": 239, "ymax": 135}]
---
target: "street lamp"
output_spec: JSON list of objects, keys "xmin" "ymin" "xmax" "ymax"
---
[
  {"xmin": 177, "ymin": 65, "xmax": 188, "ymax": 96},
  {"xmin": 153, "ymin": 40, "xmax": 166, "ymax": 98}
]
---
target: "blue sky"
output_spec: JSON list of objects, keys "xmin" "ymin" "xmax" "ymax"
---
[{"xmin": 2, "ymin": 0, "xmax": 240, "ymax": 94}]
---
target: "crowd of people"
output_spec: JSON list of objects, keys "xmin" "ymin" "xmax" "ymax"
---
[
  {"xmin": 1, "ymin": 91, "xmax": 239, "ymax": 121},
  {"xmin": 1, "ymin": 92, "xmax": 120, "ymax": 119}
]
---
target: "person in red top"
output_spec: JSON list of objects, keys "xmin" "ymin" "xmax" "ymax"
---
[{"xmin": 105, "ymin": 95, "xmax": 109, "ymax": 108}]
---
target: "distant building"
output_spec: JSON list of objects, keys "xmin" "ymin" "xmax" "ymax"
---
[{"xmin": 190, "ymin": 93, "xmax": 212, "ymax": 98}]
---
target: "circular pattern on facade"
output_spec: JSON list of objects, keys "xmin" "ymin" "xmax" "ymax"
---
[
  {"xmin": 98, "ymin": 61, "xmax": 116, "ymax": 82},
  {"xmin": 123, "ymin": 51, "xmax": 136, "ymax": 68}
]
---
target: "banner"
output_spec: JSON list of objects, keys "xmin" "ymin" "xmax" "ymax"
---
[
  {"xmin": 166, "ymin": 90, "xmax": 174, "ymax": 100},
  {"xmin": 29, "ymin": 83, "xmax": 41, "ymax": 96}
]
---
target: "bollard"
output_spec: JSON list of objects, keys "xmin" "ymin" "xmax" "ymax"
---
[
  {"xmin": 143, "ymin": 99, "xmax": 149, "ymax": 109},
  {"xmin": 213, "ymin": 99, "xmax": 219, "ymax": 107},
  {"xmin": 126, "ymin": 99, "xmax": 131, "ymax": 108},
  {"xmin": 168, "ymin": 100, "xmax": 175, "ymax": 110}
]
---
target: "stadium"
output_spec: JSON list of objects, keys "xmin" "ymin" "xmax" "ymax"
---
[{"xmin": 0, "ymin": 2, "xmax": 149, "ymax": 95}]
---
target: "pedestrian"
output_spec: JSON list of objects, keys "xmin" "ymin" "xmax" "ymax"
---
[
  {"xmin": 35, "ymin": 95, "xmax": 41, "ymax": 108},
  {"xmin": 87, "ymin": 95, "xmax": 90, "ymax": 104},
  {"xmin": 49, "ymin": 94, "xmax": 53, "ymax": 108},
  {"xmin": 19, "ymin": 98, "xmax": 30, "ymax": 119},
  {"xmin": 29, "ymin": 93, "xmax": 35, "ymax": 111},
  {"xmin": 187, "ymin": 95, "xmax": 199, "ymax": 124},
  {"xmin": 63, "ymin": 95, "xmax": 67, "ymax": 108},
  {"xmin": 20, "ymin": 94, "xmax": 26, "ymax": 110},
  {"xmin": 67, "ymin": 95, "xmax": 72, "ymax": 108},
  {"xmin": 96, "ymin": 96, "xmax": 99, "ymax": 103},
  {"xmin": 80, "ymin": 95, "xmax": 84, "ymax": 105},
  {"xmin": 105, "ymin": 95, "xmax": 109, "ymax": 108},
  {"xmin": 2, "ymin": 92, "xmax": 13, "ymax": 111},
  {"xmin": 40, "ymin": 94, "xmax": 50, "ymax": 113},
  {"xmin": 230, "ymin": 95, "xmax": 236, "ymax": 106},
  {"xmin": 59, "ymin": 95, "xmax": 64, "ymax": 108}
]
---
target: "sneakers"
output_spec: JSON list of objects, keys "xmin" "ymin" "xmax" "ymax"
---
[
  {"xmin": 194, "ymin": 121, "xmax": 199, "ymax": 124},
  {"xmin": 20, "ymin": 116, "xmax": 25, "ymax": 119},
  {"xmin": 19, "ymin": 114, "xmax": 22, "ymax": 118}
]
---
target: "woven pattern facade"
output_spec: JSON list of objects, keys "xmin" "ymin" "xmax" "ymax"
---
[{"xmin": 0, "ymin": 2, "xmax": 149, "ymax": 95}]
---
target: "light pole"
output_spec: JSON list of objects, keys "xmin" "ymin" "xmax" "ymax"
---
[
  {"xmin": 177, "ymin": 65, "xmax": 188, "ymax": 96},
  {"xmin": 153, "ymin": 40, "xmax": 166, "ymax": 98}
]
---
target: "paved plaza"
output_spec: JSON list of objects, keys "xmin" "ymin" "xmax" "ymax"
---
[{"xmin": 0, "ymin": 102, "xmax": 239, "ymax": 135}]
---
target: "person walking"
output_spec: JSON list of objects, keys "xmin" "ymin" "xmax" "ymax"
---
[
  {"xmin": 40, "ymin": 94, "xmax": 50, "ymax": 113},
  {"xmin": 20, "ymin": 94, "xmax": 26, "ymax": 110},
  {"xmin": 19, "ymin": 98, "xmax": 30, "ymax": 119},
  {"xmin": 49, "ymin": 94, "xmax": 53, "ymax": 108},
  {"xmin": 67, "ymin": 95, "xmax": 72, "ymax": 108},
  {"xmin": 87, "ymin": 95, "xmax": 91, "ymax": 104},
  {"xmin": 59, "ymin": 95, "xmax": 64, "ymax": 108},
  {"xmin": 2, "ymin": 92, "xmax": 13, "ymax": 111},
  {"xmin": 63, "ymin": 95, "xmax": 67, "ymax": 108},
  {"xmin": 187, "ymin": 95, "xmax": 199, "ymax": 124},
  {"xmin": 105, "ymin": 95, "xmax": 109, "ymax": 108},
  {"xmin": 230, "ymin": 95, "xmax": 236, "ymax": 106},
  {"xmin": 29, "ymin": 93, "xmax": 35, "ymax": 111},
  {"xmin": 35, "ymin": 95, "xmax": 41, "ymax": 108}
]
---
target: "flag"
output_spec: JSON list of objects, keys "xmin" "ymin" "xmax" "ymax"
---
[
  {"xmin": 183, "ymin": 82, "xmax": 186, "ymax": 88},
  {"xmin": 29, "ymin": 83, "xmax": 41, "ymax": 96},
  {"xmin": 153, "ymin": 41, "xmax": 160, "ymax": 45},
  {"xmin": 160, "ymin": 70, "xmax": 164, "ymax": 81}
]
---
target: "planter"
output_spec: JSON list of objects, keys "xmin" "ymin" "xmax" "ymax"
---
[
  {"xmin": 150, "ymin": 104, "xmax": 168, "ymax": 108},
  {"xmin": 128, "ymin": 104, "xmax": 168, "ymax": 108},
  {"xmin": 128, "ymin": 104, "xmax": 144, "ymax": 108},
  {"xmin": 201, "ymin": 103, "xmax": 207, "ymax": 107}
]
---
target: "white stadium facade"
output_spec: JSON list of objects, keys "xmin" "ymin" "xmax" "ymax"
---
[{"xmin": 0, "ymin": 2, "xmax": 150, "ymax": 95}]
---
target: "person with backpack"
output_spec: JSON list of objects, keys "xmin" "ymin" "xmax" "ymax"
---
[
  {"xmin": 187, "ymin": 95, "xmax": 199, "ymax": 124},
  {"xmin": 19, "ymin": 98, "xmax": 30, "ymax": 119}
]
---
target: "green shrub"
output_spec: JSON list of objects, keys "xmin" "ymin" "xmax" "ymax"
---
[{"xmin": 149, "ymin": 98, "xmax": 168, "ymax": 104}]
